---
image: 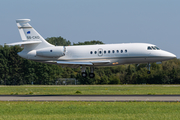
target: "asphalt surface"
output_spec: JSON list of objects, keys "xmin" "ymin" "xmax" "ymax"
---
[{"xmin": 0, "ymin": 95, "xmax": 180, "ymax": 102}]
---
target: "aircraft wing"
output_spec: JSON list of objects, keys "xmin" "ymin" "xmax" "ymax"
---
[
  {"xmin": 56, "ymin": 60, "xmax": 110, "ymax": 68},
  {"xmin": 57, "ymin": 61, "xmax": 93, "ymax": 65}
]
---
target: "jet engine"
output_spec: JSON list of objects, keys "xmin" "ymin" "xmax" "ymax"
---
[{"xmin": 36, "ymin": 47, "xmax": 65, "ymax": 58}]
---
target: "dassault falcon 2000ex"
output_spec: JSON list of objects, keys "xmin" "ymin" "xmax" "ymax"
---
[{"xmin": 7, "ymin": 19, "xmax": 176, "ymax": 78}]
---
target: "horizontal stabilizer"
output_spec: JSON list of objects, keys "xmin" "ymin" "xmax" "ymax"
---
[
  {"xmin": 16, "ymin": 19, "xmax": 31, "ymax": 23},
  {"xmin": 6, "ymin": 41, "xmax": 42, "ymax": 46}
]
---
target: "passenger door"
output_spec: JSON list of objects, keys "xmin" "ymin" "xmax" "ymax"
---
[{"xmin": 98, "ymin": 48, "xmax": 103, "ymax": 56}]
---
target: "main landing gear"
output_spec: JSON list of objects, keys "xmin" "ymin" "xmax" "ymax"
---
[
  {"xmin": 81, "ymin": 66, "xmax": 95, "ymax": 78},
  {"xmin": 147, "ymin": 62, "xmax": 151, "ymax": 74}
]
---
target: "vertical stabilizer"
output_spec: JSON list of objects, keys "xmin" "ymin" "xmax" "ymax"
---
[{"xmin": 16, "ymin": 19, "xmax": 54, "ymax": 51}]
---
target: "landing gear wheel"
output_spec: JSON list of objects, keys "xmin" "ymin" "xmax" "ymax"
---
[
  {"xmin": 89, "ymin": 73, "xmax": 95, "ymax": 78},
  {"xmin": 82, "ymin": 72, "xmax": 87, "ymax": 77},
  {"xmin": 147, "ymin": 71, "xmax": 151, "ymax": 74}
]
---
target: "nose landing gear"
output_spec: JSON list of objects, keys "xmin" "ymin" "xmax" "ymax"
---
[{"xmin": 147, "ymin": 62, "xmax": 151, "ymax": 74}]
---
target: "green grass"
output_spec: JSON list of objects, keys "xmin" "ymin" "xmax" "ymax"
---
[
  {"xmin": 0, "ymin": 85, "xmax": 180, "ymax": 95},
  {"xmin": 0, "ymin": 101, "xmax": 180, "ymax": 120}
]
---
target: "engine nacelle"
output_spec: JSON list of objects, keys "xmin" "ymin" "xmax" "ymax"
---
[{"xmin": 36, "ymin": 47, "xmax": 65, "ymax": 58}]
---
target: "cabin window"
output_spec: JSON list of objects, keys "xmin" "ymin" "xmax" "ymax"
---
[
  {"xmin": 94, "ymin": 51, "xmax": 97, "ymax": 54},
  {"xmin": 50, "ymin": 50, "xmax": 52, "ymax": 52},
  {"xmin": 112, "ymin": 50, "xmax": 115, "ymax": 53},
  {"xmin": 125, "ymin": 50, "xmax": 127, "ymax": 53},
  {"xmin": 104, "ymin": 50, "xmax": 106, "ymax": 54},
  {"xmin": 90, "ymin": 51, "xmax": 93, "ymax": 54},
  {"xmin": 117, "ymin": 50, "xmax": 119, "ymax": 53},
  {"xmin": 147, "ymin": 46, "xmax": 152, "ymax": 50},
  {"xmin": 99, "ymin": 51, "xmax": 102, "ymax": 54},
  {"xmin": 121, "ymin": 50, "xmax": 123, "ymax": 53},
  {"xmin": 108, "ymin": 50, "xmax": 110, "ymax": 53}
]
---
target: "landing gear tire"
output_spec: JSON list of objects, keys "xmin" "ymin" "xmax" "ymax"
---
[
  {"xmin": 147, "ymin": 71, "xmax": 151, "ymax": 74},
  {"xmin": 89, "ymin": 73, "xmax": 95, "ymax": 78},
  {"xmin": 82, "ymin": 72, "xmax": 87, "ymax": 77}
]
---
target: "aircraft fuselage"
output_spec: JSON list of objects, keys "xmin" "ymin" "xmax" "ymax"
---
[{"xmin": 18, "ymin": 43, "xmax": 176, "ymax": 67}]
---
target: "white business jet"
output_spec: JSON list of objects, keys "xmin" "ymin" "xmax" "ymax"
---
[{"xmin": 7, "ymin": 19, "xmax": 176, "ymax": 78}]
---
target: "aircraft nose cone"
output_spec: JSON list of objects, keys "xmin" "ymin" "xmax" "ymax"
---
[
  {"xmin": 165, "ymin": 52, "xmax": 176, "ymax": 58},
  {"xmin": 161, "ymin": 50, "xmax": 176, "ymax": 60},
  {"xmin": 170, "ymin": 53, "xmax": 176, "ymax": 58}
]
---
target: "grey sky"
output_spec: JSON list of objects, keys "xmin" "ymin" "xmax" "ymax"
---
[{"xmin": 0, "ymin": 0, "xmax": 180, "ymax": 57}]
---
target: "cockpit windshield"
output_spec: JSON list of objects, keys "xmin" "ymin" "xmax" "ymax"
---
[
  {"xmin": 151, "ymin": 46, "xmax": 156, "ymax": 50},
  {"xmin": 155, "ymin": 46, "xmax": 160, "ymax": 50},
  {"xmin": 147, "ymin": 46, "xmax": 152, "ymax": 50},
  {"xmin": 147, "ymin": 46, "xmax": 160, "ymax": 50}
]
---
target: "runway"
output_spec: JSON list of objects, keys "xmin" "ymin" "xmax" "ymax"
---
[{"xmin": 0, "ymin": 95, "xmax": 180, "ymax": 102}]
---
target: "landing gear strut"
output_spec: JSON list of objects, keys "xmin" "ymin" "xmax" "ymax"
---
[
  {"xmin": 81, "ymin": 66, "xmax": 87, "ymax": 77},
  {"xmin": 89, "ymin": 67, "xmax": 95, "ymax": 78},
  {"xmin": 147, "ymin": 62, "xmax": 151, "ymax": 74}
]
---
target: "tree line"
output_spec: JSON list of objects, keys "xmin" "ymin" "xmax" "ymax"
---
[{"xmin": 0, "ymin": 36, "xmax": 180, "ymax": 85}]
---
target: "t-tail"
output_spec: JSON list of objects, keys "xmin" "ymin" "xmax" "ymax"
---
[
  {"xmin": 7, "ymin": 19, "xmax": 54, "ymax": 51},
  {"xmin": 7, "ymin": 19, "xmax": 66, "ymax": 60}
]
